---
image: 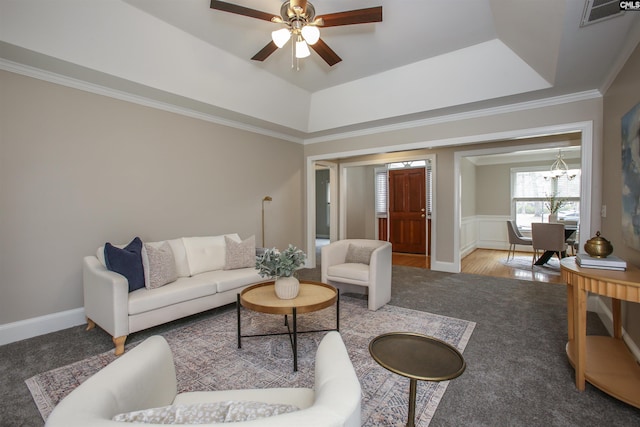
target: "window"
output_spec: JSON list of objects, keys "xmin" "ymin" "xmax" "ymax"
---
[
  {"xmin": 511, "ymin": 167, "xmax": 581, "ymax": 230},
  {"xmin": 375, "ymin": 168, "xmax": 387, "ymax": 217}
]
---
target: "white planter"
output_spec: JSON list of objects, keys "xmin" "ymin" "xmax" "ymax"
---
[
  {"xmin": 274, "ymin": 276, "xmax": 300, "ymax": 299},
  {"xmin": 549, "ymin": 213, "xmax": 558, "ymax": 223}
]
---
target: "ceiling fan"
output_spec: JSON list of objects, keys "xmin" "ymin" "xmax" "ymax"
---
[{"xmin": 210, "ymin": 0, "xmax": 383, "ymax": 66}]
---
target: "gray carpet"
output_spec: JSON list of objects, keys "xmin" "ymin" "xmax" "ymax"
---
[{"xmin": 2, "ymin": 266, "xmax": 639, "ymax": 426}]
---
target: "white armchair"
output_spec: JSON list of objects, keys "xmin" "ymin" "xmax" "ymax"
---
[
  {"xmin": 45, "ymin": 332, "xmax": 361, "ymax": 427},
  {"xmin": 321, "ymin": 239, "xmax": 392, "ymax": 311}
]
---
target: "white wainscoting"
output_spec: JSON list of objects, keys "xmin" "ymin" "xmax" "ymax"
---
[
  {"xmin": 462, "ymin": 215, "xmax": 535, "ymax": 256},
  {"xmin": 460, "ymin": 216, "xmax": 479, "ymax": 258}
]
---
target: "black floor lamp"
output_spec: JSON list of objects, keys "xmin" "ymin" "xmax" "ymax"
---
[{"xmin": 262, "ymin": 196, "xmax": 272, "ymax": 248}]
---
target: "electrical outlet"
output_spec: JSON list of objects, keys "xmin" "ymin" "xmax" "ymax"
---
[{"xmin": 601, "ymin": 205, "xmax": 607, "ymax": 218}]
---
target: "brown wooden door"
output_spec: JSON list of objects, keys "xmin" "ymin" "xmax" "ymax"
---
[{"xmin": 389, "ymin": 168, "xmax": 426, "ymax": 254}]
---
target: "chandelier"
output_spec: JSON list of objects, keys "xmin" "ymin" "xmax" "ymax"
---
[
  {"xmin": 270, "ymin": 1, "xmax": 322, "ymax": 66},
  {"xmin": 548, "ymin": 149, "xmax": 577, "ymax": 180}
]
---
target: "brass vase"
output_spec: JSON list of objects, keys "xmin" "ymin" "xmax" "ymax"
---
[{"xmin": 583, "ymin": 231, "xmax": 613, "ymax": 258}]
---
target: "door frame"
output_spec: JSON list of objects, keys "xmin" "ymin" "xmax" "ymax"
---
[
  {"xmin": 451, "ymin": 123, "xmax": 594, "ymax": 272},
  {"xmin": 305, "ymin": 153, "xmax": 436, "ymax": 267},
  {"xmin": 338, "ymin": 154, "xmax": 436, "ymax": 248},
  {"xmin": 385, "ymin": 162, "xmax": 432, "ymax": 254},
  {"xmin": 314, "ymin": 163, "xmax": 336, "ymax": 240},
  {"xmin": 305, "ymin": 121, "xmax": 595, "ymax": 272}
]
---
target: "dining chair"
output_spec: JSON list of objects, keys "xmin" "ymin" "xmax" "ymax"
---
[
  {"xmin": 531, "ymin": 223, "xmax": 567, "ymax": 266},
  {"xmin": 559, "ymin": 219, "xmax": 579, "ymax": 255},
  {"xmin": 506, "ymin": 220, "xmax": 532, "ymax": 261}
]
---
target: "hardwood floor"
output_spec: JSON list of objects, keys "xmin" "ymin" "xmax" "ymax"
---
[
  {"xmin": 393, "ymin": 249, "xmax": 564, "ymax": 284},
  {"xmin": 392, "ymin": 252, "xmax": 430, "ymax": 269}
]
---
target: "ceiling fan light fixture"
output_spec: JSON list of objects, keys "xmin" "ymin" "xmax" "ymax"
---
[
  {"xmin": 271, "ymin": 28, "xmax": 291, "ymax": 48},
  {"xmin": 211, "ymin": 1, "xmax": 383, "ymax": 66},
  {"xmin": 295, "ymin": 37, "xmax": 311, "ymax": 58},
  {"xmin": 301, "ymin": 25, "xmax": 320, "ymax": 45}
]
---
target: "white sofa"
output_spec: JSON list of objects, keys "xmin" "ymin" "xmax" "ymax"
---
[
  {"xmin": 45, "ymin": 332, "xmax": 361, "ymax": 427},
  {"xmin": 84, "ymin": 234, "xmax": 267, "ymax": 355},
  {"xmin": 321, "ymin": 239, "xmax": 392, "ymax": 311}
]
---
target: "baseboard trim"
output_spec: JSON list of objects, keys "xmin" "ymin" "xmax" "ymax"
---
[
  {"xmin": 0, "ymin": 308, "xmax": 86, "ymax": 346},
  {"xmin": 431, "ymin": 260, "xmax": 459, "ymax": 273}
]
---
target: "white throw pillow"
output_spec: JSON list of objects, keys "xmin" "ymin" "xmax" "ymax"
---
[
  {"xmin": 112, "ymin": 400, "xmax": 298, "ymax": 424},
  {"xmin": 167, "ymin": 238, "xmax": 190, "ymax": 278},
  {"xmin": 182, "ymin": 234, "xmax": 240, "ymax": 276}
]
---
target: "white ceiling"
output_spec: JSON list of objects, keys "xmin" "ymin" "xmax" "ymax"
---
[{"xmin": 1, "ymin": 0, "xmax": 639, "ymax": 142}]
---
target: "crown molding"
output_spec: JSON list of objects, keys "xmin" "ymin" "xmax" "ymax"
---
[
  {"xmin": 0, "ymin": 59, "xmax": 305, "ymax": 144},
  {"xmin": 1, "ymin": 58, "xmax": 602, "ymax": 146},
  {"xmin": 302, "ymin": 90, "xmax": 603, "ymax": 145}
]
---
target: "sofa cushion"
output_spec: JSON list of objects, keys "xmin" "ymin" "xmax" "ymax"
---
[
  {"xmin": 345, "ymin": 244, "xmax": 375, "ymax": 265},
  {"xmin": 128, "ymin": 275, "xmax": 217, "ymax": 316},
  {"xmin": 183, "ymin": 234, "xmax": 240, "ymax": 276},
  {"xmin": 142, "ymin": 241, "xmax": 178, "ymax": 289},
  {"xmin": 224, "ymin": 235, "xmax": 256, "ymax": 270},
  {"xmin": 104, "ymin": 237, "xmax": 145, "ymax": 292},
  {"xmin": 167, "ymin": 238, "xmax": 190, "ymax": 278},
  {"xmin": 327, "ymin": 263, "xmax": 369, "ymax": 283},
  {"xmin": 112, "ymin": 401, "xmax": 299, "ymax": 424},
  {"xmin": 213, "ymin": 268, "xmax": 265, "ymax": 293}
]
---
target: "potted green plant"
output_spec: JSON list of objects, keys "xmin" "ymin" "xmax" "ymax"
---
[
  {"xmin": 256, "ymin": 244, "xmax": 306, "ymax": 299},
  {"xmin": 545, "ymin": 192, "xmax": 566, "ymax": 223}
]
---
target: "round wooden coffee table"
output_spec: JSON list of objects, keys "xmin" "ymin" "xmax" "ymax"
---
[
  {"xmin": 237, "ymin": 280, "xmax": 338, "ymax": 371},
  {"xmin": 369, "ymin": 332, "xmax": 466, "ymax": 427}
]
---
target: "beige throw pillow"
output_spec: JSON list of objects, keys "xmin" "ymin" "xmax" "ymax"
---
[
  {"xmin": 112, "ymin": 400, "xmax": 298, "ymax": 424},
  {"xmin": 143, "ymin": 242, "xmax": 177, "ymax": 289},
  {"xmin": 224, "ymin": 235, "xmax": 256, "ymax": 270},
  {"xmin": 345, "ymin": 244, "xmax": 375, "ymax": 265}
]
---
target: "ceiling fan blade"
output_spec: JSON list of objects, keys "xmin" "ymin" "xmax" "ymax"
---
[
  {"xmin": 251, "ymin": 41, "xmax": 279, "ymax": 61},
  {"xmin": 317, "ymin": 6, "xmax": 382, "ymax": 27},
  {"xmin": 310, "ymin": 39, "xmax": 342, "ymax": 66},
  {"xmin": 210, "ymin": 0, "xmax": 275, "ymax": 22}
]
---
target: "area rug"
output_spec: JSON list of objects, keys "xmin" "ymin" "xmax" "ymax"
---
[
  {"xmin": 502, "ymin": 254, "xmax": 561, "ymax": 276},
  {"xmin": 26, "ymin": 296, "xmax": 475, "ymax": 426}
]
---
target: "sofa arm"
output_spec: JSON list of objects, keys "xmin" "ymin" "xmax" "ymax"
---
[
  {"xmin": 45, "ymin": 336, "xmax": 178, "ymax": 427},
  {"xmin": 83, "ymin": 256, "xmax": 130, "ymax": 339},
  {"xmin": 367, "ymin": 242, "xmax": 392, "ymax": 310},
  {"xmin": 314, "ymin": 331, "xmax": 361, "ymax": 427},
  {"xmin": 320, "ymin": 241, "xmax": 349, "ymax": 283}
]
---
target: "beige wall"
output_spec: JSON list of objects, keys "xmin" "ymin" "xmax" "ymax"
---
[
  {"xmin": 602, "ymin": 43, "xmax": 640, "ymax": 343},
  {"xmin": 0, "ymin": 70, "xmax": 303, "ymax": 324},
  {"xmin": 474, "ymin": 159, "xmax": 578, "ymax": 216},
  {"xmin": 345, "ymin": 166, "xmax": 376, "ymax": 239},
  {"xmin": 461, "ymin": 158, "xmax": 477, "ymax": 218}
]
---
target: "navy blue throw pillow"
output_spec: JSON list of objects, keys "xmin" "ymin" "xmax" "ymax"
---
[{"xmin": 104, "ymin": 237, "xmax": 145, "ymax": 292}]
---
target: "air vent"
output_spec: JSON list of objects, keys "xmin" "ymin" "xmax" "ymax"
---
[{"xmin": 581, "ymin": 0, "xmax": 625, "ymax": 27}]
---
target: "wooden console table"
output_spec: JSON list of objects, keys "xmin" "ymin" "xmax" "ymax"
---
[{"xmin": 560, "ymin": 258, "xmax": 640, "ymax": 407}]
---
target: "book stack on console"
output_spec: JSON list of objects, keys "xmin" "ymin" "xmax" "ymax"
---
[{"xmin": 575, "ymin": 253, "xmax": 627, "ymax": 271}]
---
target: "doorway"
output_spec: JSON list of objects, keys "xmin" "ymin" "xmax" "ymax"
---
[
  {"xmin": 306, "ymin": 122, "xmax": 594, "ymax": 273},
  {"xmin": 315, "ymin": 168, "xmax": 330, "ymax": 239}
]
